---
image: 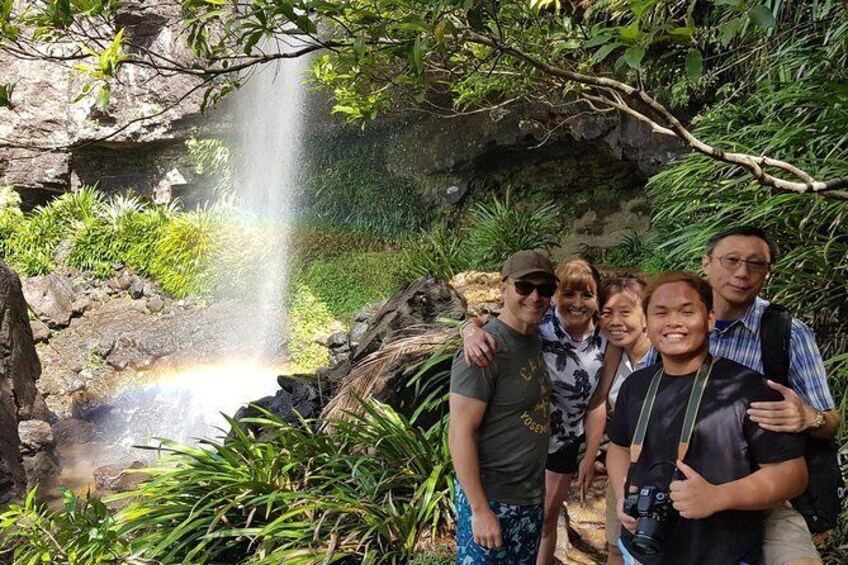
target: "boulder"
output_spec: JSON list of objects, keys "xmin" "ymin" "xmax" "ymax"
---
[
  {"xmin": 21, "ymin": 272, "xmax": 79, "ymax": 329},
  {"xmin": 232, "ymin": 376, "xmax": 324, "ymax": 437},
  {"xmin": 53, "ymin": 418, "xmax": 98, "ymax": 446},
  {"xmin": 351, "ymin": 276, "xmax": 466, "ymax": 361},
  {"xmin": 93, "ymin": 461, "xmax": 149, "ymax": 493},
  {"xmin": 18, "ymin": 420, "xmax": 53, "ymax": 456},
  {"xmin": 30, "ymin": 318, "xmax": 50, "ymax": 343},
  {"xmin": 70, "ymin": 390, "xmax": 116, "ymax": 422},
  {"xmin": 326, "ymin": 331, "xmax": 351, "ymax": 367},
  {"xmin": 22, "ymin": 450, "xmax": 60, "ymax": 494},
  {"xmin": 146, "ymin": 296, "xmax": 165, "ymax": 313},
  {"xmin": 0, "ymin": 263, "xmax": 49, "ymax": 421},
  {"xmin": 105, "ymin": 336, "xmax": 154, "ymax": 371},
  {"xmin": 0, "ymin": 263, "xmax": 58, "ymax": 499}
]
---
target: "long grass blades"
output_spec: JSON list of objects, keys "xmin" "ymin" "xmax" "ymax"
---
[{"xmin": 44, "ymin": 389, "xmax": 455, "ymax": 563}]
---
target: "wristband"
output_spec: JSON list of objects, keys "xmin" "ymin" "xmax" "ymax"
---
[{"xmin": 459, "ymin": 318, "xmax": 473, "ymax": 335}]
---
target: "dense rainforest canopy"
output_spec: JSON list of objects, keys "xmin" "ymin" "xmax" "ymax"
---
[{"xmin": 1, "ymin": 0, "xmax": 846, "ymax": 196}]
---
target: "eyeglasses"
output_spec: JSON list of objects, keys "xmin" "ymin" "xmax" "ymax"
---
[
  {"xmin": 511, "ymin": 280, "xmax": 557, "ymax": 298},
  {"xmin": 712, "ymin": 255, "xmax": 770, "ymax": 275}
]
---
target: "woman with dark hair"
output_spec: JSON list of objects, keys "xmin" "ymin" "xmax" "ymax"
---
[{"xmin": 592, "ymin": 276, "xmax": 653, "ymax": 565}]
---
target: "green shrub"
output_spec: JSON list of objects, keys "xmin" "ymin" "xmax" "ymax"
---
[
  {"xmin": 465, "ymin": 190, "xmax": 560, "ymax": 271},
  {"xmin": 66, "ymin": 216, "xmax": 119, "ymax": 276},
  {"xmin": 0, "ymin": 488, "xmax": 128, "ymax": 564},
  {"xmin": 290, "ymin": 218, "xmax": 392, "ymax": 262},
  {"xmin": 186, "ymin": 137, "xmax": 235, "ymax": 203},
  {"xmin": 0, "ymin": 207, "xmax": 24, "ymax": 257},
  {"xmin": 0, "ymin": 337, "xmax": 461, "ymax": 563},
  {"xmin": 109, "ymin": 401, "xmax": 451, "ymax": 563},
  {"xmin": 603, "ymin": 230, "xmax": 647, "ymax": 268},
  {"xmin": 3, "ymin": 211, "xmax": 63, "ymax": 275},
  {"xmin": 397, "ymin": 221, "xmax": 468, "ymax": 283},
  {"xmin": 116, "ymin": 207, "xmax": 173, "ymax": 273},
  {"xmin": 0, "ymin": 186, "xmax": 21, "ymax": 211},
  {"xmin": 286, "ymin": 282, "xmax": 334, "ymax": 372},
  {"xmin": 301, "ymin": 141, "xmax": 429, "ymax": 235},
  {"xmin": 45, "ymin": 185, "xmax": 104, "ymax": 226},
  {"xmin": 1, "ymin": 186, "xmax": 108, "ymax": 276},
  {"xmin": 397, "ymin": 191, "xmax": 562, "ymax": 281},
  {"xmin": 295, "ymin": 250, "xmax": 402, "ymax": 320},
  {"xmin": 148, "ymin": 209, "xmax": 222, "ymax": 297}
]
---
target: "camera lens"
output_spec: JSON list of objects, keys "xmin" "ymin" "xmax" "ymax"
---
[{"xmin": 633, "ymin": 518, "xmax": 665, "ymax": 556}]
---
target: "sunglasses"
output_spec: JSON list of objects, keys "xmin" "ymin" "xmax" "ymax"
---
[{"xmin": 511, "ymin": 280, "xmax": 557, "ymax": 298}]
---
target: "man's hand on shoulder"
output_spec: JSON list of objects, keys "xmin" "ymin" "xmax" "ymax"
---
[
  {"xmin": 461, "ymin": 319, "xmax": 499, "ymax": 368},
  {"xmin": 748, "ymin": 379, "xmax": 829, "ymax": 435},
  {"xmin": 471, "ymin": 506, "xmax": 503, "ymax": 549},
  {"xmin": 669, "ymin": 461, "xmax": 722, "ymax": 520}
]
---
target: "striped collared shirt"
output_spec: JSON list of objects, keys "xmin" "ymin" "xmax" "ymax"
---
[{"xmin": 710, "ymin": 297, "xmax": 835, "ymax": 411}]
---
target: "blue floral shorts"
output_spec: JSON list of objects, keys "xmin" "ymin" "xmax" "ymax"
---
[{"xmin": 454, "ymin": 483, "xmax": 543, "ymax": 564}]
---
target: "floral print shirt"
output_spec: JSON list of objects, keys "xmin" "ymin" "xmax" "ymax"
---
[{"xmin": 538, "ymin": 305, "xmax": 606, "ymax": 454}]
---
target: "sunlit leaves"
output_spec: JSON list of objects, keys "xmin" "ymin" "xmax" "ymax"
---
[
  {"xmin": 624, "ymin": 46, "xmax": 645, "ymax": 70},
  {"xmin": 748, "ymin": 4, "xmax": 776, "ymax": 29},
  {"xmin": 0, "ymin": 82, "xmax": 13, "ymax": 107},
  {"xmin": 94, "ymin": 83, "xmax": 109, "ymax": 111},
  {"xmin": 685, "ymin": 49, "xmax": 703, "ymax": 82},
  {"xmin": 529, "ymin": 0, "xmax": 560, "ymax": 12}
]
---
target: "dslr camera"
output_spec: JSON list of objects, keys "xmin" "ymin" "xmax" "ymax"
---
[{"xmin": 623, "ymin": 485, "xmax": 676, "ymax": 556}]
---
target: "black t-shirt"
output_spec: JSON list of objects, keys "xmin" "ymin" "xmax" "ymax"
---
[{"xmin": 608, "ymin": 358, "xmax": 805, "ymax": 565}]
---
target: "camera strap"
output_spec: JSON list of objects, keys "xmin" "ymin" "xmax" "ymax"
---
[{"xmin": 629, "ymin": 356, "xmax": 717, "ymax": 467}]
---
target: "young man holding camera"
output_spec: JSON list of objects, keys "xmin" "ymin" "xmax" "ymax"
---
[{"xmin": 606, "ymin": 271, "xmax": 807, "ymax": 564}]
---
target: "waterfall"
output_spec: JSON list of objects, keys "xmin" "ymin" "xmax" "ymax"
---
[
  {"xmin": 85, "ymin": 45, "xmax": 310, "ymax": 457},
  {"xmin": 229, "ymin": 42, "xmax": 308, "ymax": 359}
]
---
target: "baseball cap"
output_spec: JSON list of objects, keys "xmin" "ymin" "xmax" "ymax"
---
[{"xmin": 501, "ymin": 250, "xmax": 557, "ymax": 281}]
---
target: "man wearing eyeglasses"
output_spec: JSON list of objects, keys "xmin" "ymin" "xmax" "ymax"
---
[
  {"xmin": 702, "ymin": 226, "xmax": 838, "ymax": 565},
  {"xmin": 449, "ymin": 250, "xmax": 557, "ymax": 564}
]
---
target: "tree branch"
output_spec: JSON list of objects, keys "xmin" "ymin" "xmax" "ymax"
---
[{"xmin": 463, "ymin": 30, "xmax": 848, "ymax": 199}]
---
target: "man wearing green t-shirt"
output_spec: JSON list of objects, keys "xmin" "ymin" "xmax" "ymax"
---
[{"xmin": 449, "ymin": 250, "xmax": 556, "ymax": 564}]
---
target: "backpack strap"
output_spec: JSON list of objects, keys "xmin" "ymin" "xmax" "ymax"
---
[{"xmin": 760, "ymin": 303, "xmax": 792, "ymax": 387}]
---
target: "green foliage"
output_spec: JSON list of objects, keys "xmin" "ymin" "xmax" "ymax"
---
[
  {"xmin": 0, "ymin": 187, "xmax": 275, "ymax": 299},
  {"xmin": 647, "ymin": 4, "xmax": 848, "ymax": 360},
  {"xmin": 0, "ymin": 82, "xmax": 13, "ymax": 108},
  {"xmin": 66, "ymin": 215, "xmax": 119, "ymax": 276},
  {"xmin": 0, "ymin": 186, "xmax": 105, "ymax": 275},
  {"xmin": 186, "ymin": 137, "xmax": 235, "ymax": 202},
  {"xmin": 300, "ymin": 141, "xmax": 429, "ymax": 236},
  {"xmin": 112, "ymin": 206, "xmax": 174, "ymax": 274},
  {"xmin": 108, "ymin": 401, "xmax": 450, "ymax": 563},
  {"xmin": 290, "ymin": 218, "xmax": 393, "ymax": 262},
  {"xmin": 0, "ymin": 186, "xmax": 19, "ymax": 210},
  {"xmin": 0, "ymin": 397, "xmax": 454, "ymax": 563},
  {"xmin": 0, "ymin": 487, "xmax": 129, "ymax": 564},
  {"xmin": 397, "ymin": 191, "xmax": 561, "ymax": 281},
  {"xmin": 465, "ymin": 190, "xmax": 560, "ymax": 271},
  {"xmin": 294, "ymin": 250, "xmax": 402, "ymax": 321},
  {"xmin": 397, "ymin": 221, "xmax": 468, "ymax": 283},
  {"xmin": 148, "ymin": 209, "xmax": 222, "ymax": 297},
  {"xmin": 285, "ymin": 282, "xmax": 334, "ymax": 372},
  {"xmin": 602, "ymin": 230, "xmax": 647, "ymax": 268}
]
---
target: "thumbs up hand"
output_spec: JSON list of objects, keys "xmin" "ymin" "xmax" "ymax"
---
[{"xmin": 669, "ymin": 461, "xmax": 722, "ymax": 519}]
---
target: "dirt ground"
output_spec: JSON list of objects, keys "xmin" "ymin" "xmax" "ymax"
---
[{"xmin": 554, "ymin": 471, "xmax": 610, "ymax": 564}]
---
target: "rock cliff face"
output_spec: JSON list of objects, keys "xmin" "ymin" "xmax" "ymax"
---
[
  {"xmin": 0, "ymin": 2, "xmax": 684, "ymax": 257},
  {"xmin": 0, "ymin": 261, "xmax": 53, "ymax": 501},
  {"xmin": 0, "ymin": 2, "xmax": 214, "ymax": 208}
]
